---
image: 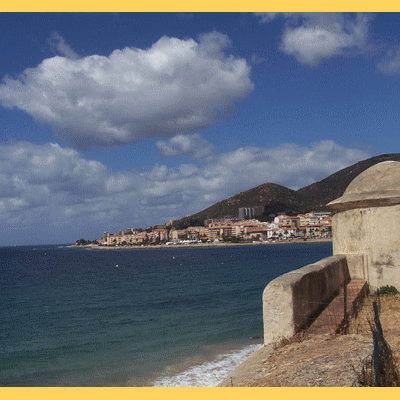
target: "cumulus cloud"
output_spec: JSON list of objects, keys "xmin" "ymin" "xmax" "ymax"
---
[
  {"xmin": 256, "ymin": 12, "xmax": 371, "ymax": 66},
  {"xmin": 204, "ymin": 140, "xmax": 370, "ymax": 191},
  {"xmin": 0, "ymin": 141, "xmax": 107, "ymax": 203},
  {"xmin": 0, "ymin": 32, "xmax": 253, "ymax": 149},
  {"xmin": 156, "ymin": 133, "xmax": 215, "ymax": 160},
  {"xmin": 0, "ymin": 139, "xmax": 369, "ymax": 245}
]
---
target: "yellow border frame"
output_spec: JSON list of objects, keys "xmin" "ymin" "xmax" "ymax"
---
[
  {"xmin": 0, "ymin": 6, "xmax": 396, "ymax": 400},
  {"xmin": 2, "ymin": 2, "xmax": 400, "ymax": 12}
]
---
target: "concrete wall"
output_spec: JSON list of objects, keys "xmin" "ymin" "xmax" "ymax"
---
[
  {"xmin": 332, "ymin": 205, "xmax": 400, "ymax": 290},
  {"xmin": 262, "ymin": 255, "xmax": 350, "ymax": 345}
]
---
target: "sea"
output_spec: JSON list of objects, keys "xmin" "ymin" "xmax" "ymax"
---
[{"xmin": 0, "ymin": 241, "xmax": 332, "ymax": 387}]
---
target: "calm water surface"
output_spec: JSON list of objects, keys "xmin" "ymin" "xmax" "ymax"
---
[{"xmin": 0, "ymin": 242, "xmax": 332, "ymax": 386}]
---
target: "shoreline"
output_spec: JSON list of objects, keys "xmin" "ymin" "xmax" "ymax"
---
[
  {"xmin": 75, "ymin": 237, "xmax": 332, "ymax": 250},
  {"xmin": 150, "ymin": 341, "xmax": 264, "ymax": 387}
]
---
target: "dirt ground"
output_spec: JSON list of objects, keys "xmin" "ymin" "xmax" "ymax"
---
[
  {"xmin": 219, "ymin": 293, "xmax": 400, "ymax": 387},
  {"xmin": 348, "ymin": 293, "xmax": 400, "ymax": 359}
]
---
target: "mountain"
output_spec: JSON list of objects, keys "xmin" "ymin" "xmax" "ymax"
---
[
  {"xmin": 193, "ymin": 182, "xmax": 299, "ymax": 219},
  {"xmin": 172, "ymin": 154, "xmax": 400, "ymax": 228},
  {"xmin": 296, "ymin": 153, "xmax": 400, "ymax": 211}
]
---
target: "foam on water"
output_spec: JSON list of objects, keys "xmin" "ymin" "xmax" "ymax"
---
[{"xmin": 152, "ymin": 343, "xmax": 262, "ymax": 387}]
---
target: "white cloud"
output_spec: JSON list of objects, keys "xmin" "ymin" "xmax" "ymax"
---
[
  {"xmin": 256, "ymin": 12, "xmax": 371, "ymax": 66},
  {"xmin": 0, "ymin": 142, "xmax": 107, "ymax": 202},
  {"xmin": 377, "ymin": 48, "xmax": 400, "ymax": 75},
  {"xmin": 0, "ymin": 139, "xmax": 369, "ymax": 245},
  {"xmin": 206, "ymin": 140, "xmax": 369, "ymax": 191},
  {"xmin": 254, "ymin": 12, "xmax": 289, "ymax": 23},
  {"xmin": 46, "ymin": 32, "xmax": 80, "ymax": 60},
  {"xmin": 156, "ymin": 133, "xmax": 215, "ymax": 160},
  {"xmin": 0, "ymin": 32, "xmax": 253, "ymax": 149}
]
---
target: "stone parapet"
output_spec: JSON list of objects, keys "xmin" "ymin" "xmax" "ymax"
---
[
  {"xmin": 262, "ymin": 255, "xmax": 350, "ymax": 344},
  {"xmin": 306, "ymin": 279, "xmax": 368, "ymax": 335}
]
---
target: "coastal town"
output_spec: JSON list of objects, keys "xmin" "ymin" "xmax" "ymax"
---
[{"xmin": 76, "ymin": 208, "xmax": 332, "ymax": 247}]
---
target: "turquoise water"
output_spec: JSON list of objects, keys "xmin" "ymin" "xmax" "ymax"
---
[{"xmin": 0, "ymin": 242, "xmax": 332, "ymax": 386}]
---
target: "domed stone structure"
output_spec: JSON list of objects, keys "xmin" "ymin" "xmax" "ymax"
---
[
  {"xmin": 328, "ymin": 161, "xmax": 400, "ymax": 210},
  {"xmin": 328, "ymin": 161, "xmax": 400, "ymax": 290}
]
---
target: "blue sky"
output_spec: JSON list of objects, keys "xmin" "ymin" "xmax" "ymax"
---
[{"xmin": 1, "ymin": 12, "xmax": 400, "ymax": 245}]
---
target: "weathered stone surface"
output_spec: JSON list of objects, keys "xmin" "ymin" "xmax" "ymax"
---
[
  {"xmin": 262, "ymin": 255, "xmax": 350, "ymax": 344},
  {"xmin": 218, "ymin": 334, "xmax": 373, "ymax": 387},
  {"xmin": 230, "ymin": 161, "xmax": 400, "ymax": 387},
  {"xmin": 328, "ymin": 161, "xmax": 400, "ymax": 210},
  {"xmin": 220, "ymin": 294, "xmax": 400, "ymax": 387},
  {"xmin": 328, "ymin": 161, "xmax": 400, "ymax": 290},
  {"xmin": 306, "ymin": 279, "xmax": 367, "ymax": 335}
]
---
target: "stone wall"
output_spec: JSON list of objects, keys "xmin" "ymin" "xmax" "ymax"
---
[
  {"xmin": 262, "ymin": 255, "xmax": 350, "ymax": 344},
  {"xmin": 262, "ymin": 161, "xmax": 400, "ymax": 345},
  {"xmin": 328, "ymin": 161, "xmax": 400, "ymax": 291},
  {"xmin": 332, "ymin": 206, "xmax": 400, "ymax": 290}
]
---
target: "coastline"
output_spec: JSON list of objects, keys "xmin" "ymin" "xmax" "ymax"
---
[
  {"xmin": 2, "ymin": 240, "xmax": 334, "ymax": 386},
  {"xmin": 75, "ymin": 237, "xmax": 332, "ymax": 250},
  {"xmin": 217, "ymin": 333, "xmax": 373, "ymax": 387}
]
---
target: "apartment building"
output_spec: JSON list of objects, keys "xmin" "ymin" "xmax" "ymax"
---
[{"xmin": 102, "ymin": 209, "xmax": 332, "ymax": 246}]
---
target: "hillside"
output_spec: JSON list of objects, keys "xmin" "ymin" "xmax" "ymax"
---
[
  {"xmin": 172, "ymin": 153, "xmax": 400, "ymax": 228},
  {"xmin": 296, "ymin": 153, "xmax": 400, "ymax": 211},
  {"xmin": 191, "ymin": 183, "xmax": 300, "ymax": 220}
]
